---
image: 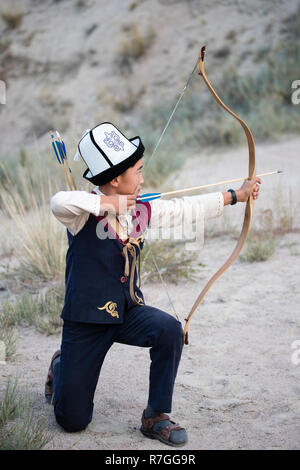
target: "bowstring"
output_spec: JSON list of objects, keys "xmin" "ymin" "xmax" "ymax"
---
[
  {"xmin": 144, "ymin": 57, "xmax": 199, "ymax": 171},
  {"xmin": 147, "ymin": 242, "xmax": 179, "ymax": 321},
  {"xmin": 142, "ymin": 55, "xmax": 199, "ymax": 321},
  {"xmin": 139, "ymin": 235, "xmax": 178, "ymax": 320}
]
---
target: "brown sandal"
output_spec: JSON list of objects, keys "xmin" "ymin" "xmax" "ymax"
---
[
  {"xmin": 45, "ymin": 349, "xmax": 60, "ymax": 404},
  {"xmin": 140, "ymin": 410, "xmax": 186, "ymax": 447}
]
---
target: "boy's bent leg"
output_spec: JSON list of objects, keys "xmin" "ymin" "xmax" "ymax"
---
[
  {"xmin": 115, "ymin": 305, "xmax": 184, "ymax": 413},
  {"xmin": 54, "ymin": 320, "xmax": 114, "ymax": 432},
  {"xmin": 115, "ymin": 305, "xmax": 186, "ymax": 446}
]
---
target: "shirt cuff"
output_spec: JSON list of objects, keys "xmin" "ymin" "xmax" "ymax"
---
[{"xmin": 200, "ymin": 191, "xmax": 224, "ymax": 220}]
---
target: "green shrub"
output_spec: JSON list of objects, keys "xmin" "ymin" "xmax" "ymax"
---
[
  {"xmin": 1, "ymin": 9, "xmax": 23, "ymax": 29},
  {"xmin": 240, "ymin": 235, "xmax": 276, "ymax": 263},
  {"xmin": 0, "ymin": 285, "xmax": 64, "ymax": 336},
  {"xmin": 117, "ymin": 24, "xmax": 155, "ymax": 72},
  {"xmin": 141, "ymin": 240, "xmax": 205, "ymax": 284},
  {"xmin": 0, "ymin": 378, "xmax": 52, "ymax": 450}
]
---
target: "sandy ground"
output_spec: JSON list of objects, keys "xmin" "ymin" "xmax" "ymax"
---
[{"xmin": 0, "ymin": 137, "xmax": 299, "ymax": 450}]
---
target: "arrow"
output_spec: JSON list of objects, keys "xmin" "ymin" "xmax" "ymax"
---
[
  {"xmin": 55, "ymin": 131, "xmax": 77, "ymax": 190},
  {"xmin": 49, "ymin": 130, "xmax": 73, "ymax": 191},
  {"xmin": 136, "ymin": 170, "xmax": 282, "ymax": 202}
]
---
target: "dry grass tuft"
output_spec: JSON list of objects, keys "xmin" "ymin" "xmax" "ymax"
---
[
  {"xmin": 1, "ymin": 8, "xmax": 23, "ymax": 29},
  {"xmin": 0, "ymin": 164, "xmax": 67, "ymax": 282},
  {"xmin": 117, "ymin": 24, "xmax": 155, "ymax": 72},
  {"xmin": 0, "ymin": 378, "xmax": 53, "ymax": 450}
]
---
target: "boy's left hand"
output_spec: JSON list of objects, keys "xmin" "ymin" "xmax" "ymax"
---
[{"xmin": 238, "ymin": 177, "xmax": 261, "ymax": 202}]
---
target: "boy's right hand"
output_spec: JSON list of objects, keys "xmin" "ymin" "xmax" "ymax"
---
[{"xmin": 100, "ymin": 194, "xmax": 137, "ymax": 215}]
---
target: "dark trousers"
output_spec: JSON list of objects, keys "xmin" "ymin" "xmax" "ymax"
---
[{"xmin": 53, "ymin": 304, "xmax": 184, "ymax": 432}]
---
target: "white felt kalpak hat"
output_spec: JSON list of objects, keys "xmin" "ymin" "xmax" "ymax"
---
[{"xmin": 73, "ymin": 122, "xmax": 145, "ymax": 186}]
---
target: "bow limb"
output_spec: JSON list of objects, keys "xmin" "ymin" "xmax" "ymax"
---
[{"xmin": 183, "ymin": 46, "xmax": 256, "ymax": 345}]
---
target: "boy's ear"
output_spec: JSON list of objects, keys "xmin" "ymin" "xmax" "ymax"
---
[{"xmin": 109, "ymin": 176, "xmax": 120, "ymax": 188}]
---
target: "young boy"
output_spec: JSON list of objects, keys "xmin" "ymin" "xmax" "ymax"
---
[{"xmin": 45, "ymin": 122, "xmax": 261, "ymax": 447}]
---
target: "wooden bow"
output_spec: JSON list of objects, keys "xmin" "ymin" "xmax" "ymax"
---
[{"xmin": 183, "ymin": 46, "xmax": 256, "ymax": 344}]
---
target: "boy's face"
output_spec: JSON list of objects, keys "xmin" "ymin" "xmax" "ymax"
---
[{"xmin": 116, "ymin": 158, "xmax": 144, "ymax": 195}]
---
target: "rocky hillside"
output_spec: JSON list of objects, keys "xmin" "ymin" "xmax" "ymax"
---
[{"xmin": 0, "ymin": 0, "xmax": 298, "ymax": 156}]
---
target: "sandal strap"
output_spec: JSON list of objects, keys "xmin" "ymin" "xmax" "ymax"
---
[
  {"xmin": 142, "ymin": 411, "xmax": 171, "ymax": 430},
  {"xmin": 159, "ymin": 423, "xmax": 184, "ymax": 442},
  {"xmin": 45, "ymin": 350, "xmax": 60, "ymax": 396},
  {"xmin": 141, "ymin": 410, "xmax": 184, "ymax": 439}
]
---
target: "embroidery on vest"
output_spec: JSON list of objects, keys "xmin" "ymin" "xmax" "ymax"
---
[
  {"xmin": 135, "ymin": 291, "xmax": 144, "ymax": 305},
  {"xmin": 97, "ymin": 301, "xmax": 119, "ymax": 318}
]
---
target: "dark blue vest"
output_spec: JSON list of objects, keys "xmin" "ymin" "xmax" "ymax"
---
[{"xmin": 61, "ymin": 201, "xmax": 151, "ymax": 324}]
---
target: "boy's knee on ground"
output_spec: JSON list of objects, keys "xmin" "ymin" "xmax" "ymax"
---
[{"xmin": 55, "ymin": 406, "xmax": 91, "ymax": 433}]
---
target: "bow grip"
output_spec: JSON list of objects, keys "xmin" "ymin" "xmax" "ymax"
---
[
  {"xmin": 184, "ymin": 331, "xmax": 189, "ymax": 345},
  {"xmin": 201, "ymin": 45, "xmax": 206, "ymax": 61}
]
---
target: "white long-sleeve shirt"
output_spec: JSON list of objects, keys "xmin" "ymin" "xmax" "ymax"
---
[{"xmin": 50, "ymin": 187, "xmax": 224, "ymax": 241}]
